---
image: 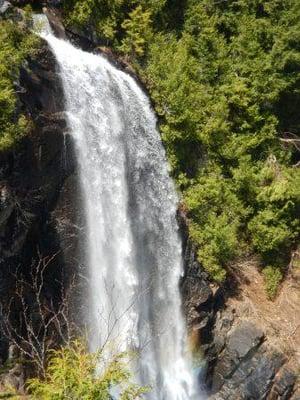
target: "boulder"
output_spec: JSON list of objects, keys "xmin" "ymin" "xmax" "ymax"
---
[{"xmin": 0, "ymin": 0, "xmax": 12, "ymax": 15}]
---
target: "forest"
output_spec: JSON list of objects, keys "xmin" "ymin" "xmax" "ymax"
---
[
  {"xmin": 62, "ymin": 0, "xmax": 300, "ymax": 296},
  {"xmin": 2, "ymin": 0, "xmax": 299, "ymax": 296}
]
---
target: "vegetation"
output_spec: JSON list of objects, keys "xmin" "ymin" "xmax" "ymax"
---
[
  {"xmin": 63, "ymin": 0, "xmax": 300, "ymax": 294},
  {"xmin": 262, "ymin": 265, "xmax": 283, "ymax": 299},
  {"xmin": 0, "ymin": 12, "xmax": 39, "ymax": 151},
  {"xmin": 0, "ymin": 251, "xmax": 148, "ymax": 398},
  {"xmin": 1, "ymin": 341, "xmax": 148, "ymax": 399},
  {"xmin": 27, "ymin": 340, "xmax": 148, "ymax": 399}
]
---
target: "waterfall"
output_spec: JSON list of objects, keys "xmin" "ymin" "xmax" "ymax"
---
[{"xmin": 37, "ymin": 18, "xmax": 200, "ymax": 400}]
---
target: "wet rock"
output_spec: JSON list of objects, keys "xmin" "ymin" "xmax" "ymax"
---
[
  {"xmin": 44, "ymin": 7, "xmax": 66, "ymax": 39},
  {"xmin": 19, "ymin": 42, "xmax": 65, "ymax": 115},
  {"xmin": 182, "ymin": 275, "xmax": 213, "ymax": 326},
  {"xmin": 178, "ymin": 207, "xmax": 213, "ymax": 321},
  {"xmin": 0, "ymin": 41, "xmax": 66, "ymax": 263},
  {"xmin": 0, "ymin": 185, "xmax": 14, "ymax": 230}
]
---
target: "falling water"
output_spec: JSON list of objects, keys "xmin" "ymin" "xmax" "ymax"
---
[{"xmin": 37, "ymin": 16, "xmax": 199, "ymax": 400}]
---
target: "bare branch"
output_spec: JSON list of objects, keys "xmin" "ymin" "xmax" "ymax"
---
[{"xmin": 0, "ymin": 251, "xmax": 76, "ymax": 377}]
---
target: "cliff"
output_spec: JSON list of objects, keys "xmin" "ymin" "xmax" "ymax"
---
[
  {"xmin": 179, "ymin": 208, "xmax": 300, "ymax": 399},
  {"xmin": 0, "ymin": 3, "xmax": 84, "ymax": 387}
]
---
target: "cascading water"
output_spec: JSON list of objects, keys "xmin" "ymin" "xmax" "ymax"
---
[{"xmin": 37, "ymin": 17, "xmax": 201, "ymax": 400}]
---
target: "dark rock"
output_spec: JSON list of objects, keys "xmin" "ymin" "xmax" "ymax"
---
[
  {"xmin": 0, "ymin": 36, "xmax": 82, "ymax": 364},
  {"xmin": 178, "ymin": 207, "xmax": 213, "ymax": 330},
  {"xmin": 19, "ymin": 42, "xmax": 65, "ymax": 115},
  {"xmin": 211, "ymin": 309, "xmax": 234, "ymax": 355},
  {"xmin": 0, "ymin": 1, "xmax": 25, "ymax": 22},
  {"xmin": 182, "ymin": 275, "xmax": 213, "ymax": 326},
  {"xmin": 210, "ymin": 346, "xmax": 287, "ymax": 400},
  {"xmin": 0, "ymin": 185, "xmax": 14, "ymax": 230},
  {"xmin": 177, "ymin": 216, "xmax": 300, "ymax": 400},
  {"xmin": 227, "ymin": 321, "xmax": 264, "ymax": 359},
  {"xmin": 1, "ymin": 5, "xmax": 299, "ymax": 399},
  {"xmin": 206, "ymin": 312, "xmax": 300, "ymax": 400},
  {"xmin": 0, "ymin": 41, "xmax": 67, "ymax": 263},
  {"xmin": 210, "ymin": 321, "xmax": 265, "ymax": 393},
  {"xmin": 268, "ymin": 366, "xmax": 297, "ymax": 400},
  {"xmin": 242, "ymin": 351, "xmax": 285, "ymax": 399},
  {"xmin": 44, "ymin": 7, "xmax": 66, "ymax": 39},
  {"xmin": 11, "ymin": 0, "xmax": 62, "ymax": 6},
  {"xmin": 48, "ymin": 172, "xmax": 85, "ymax": 280}
]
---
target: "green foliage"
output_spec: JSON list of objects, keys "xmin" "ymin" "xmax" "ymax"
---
[
  {"xmin": 64, "ymin": 0, "xmax": 300, "ymax": 288},
  {"xmin": 63, "ymin": 0, "xmax": 164, "ymax": 45},
  {"xmin": 262, "ymin": 265, "xmax": 283, "ymax": 299},
  {"xmin": 0, "ymin": 18, "xmax": 39, "ymax": 151},
  {"xmin": 184, "ymin": 171, "xmax": 245, "ymax": 281},
  {"xmin": 28, "ymin": 340, "xmax": 149, "ymax": 399},
  {"xmin": 119, "ymin": 6, "xmax": 152, "ymax": 57}
]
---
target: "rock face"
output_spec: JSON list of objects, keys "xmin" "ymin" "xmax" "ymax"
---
[
  {"xmin": 182, "ymin": 264, "xmax": 299, "ymax": 399},
  {"xmin": 178, "ymin": 209, "xmax": 299, "ymax": 399},
  {"xmin": 207, "ymin": 319, "xmax": 297, "ymax": 400},
  {"xmin": 183, "ymin": 260, "xmax": 300, "ymax": 400},
  {"xmin": 0, "ymin": 34, "xmax": 84, "ymax": 369}
]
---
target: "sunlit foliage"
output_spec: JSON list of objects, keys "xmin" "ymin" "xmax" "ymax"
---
[
  {"xmin": 0, "ymin": 14, "xmax": 39, "ymax": 150},
  {"xmin": 28, "ymin": 340, "xmax": 149, "ymax": 399},
  {"xmin": 63, "ymin": 0, "xmax": 300, "ymax": 293}
]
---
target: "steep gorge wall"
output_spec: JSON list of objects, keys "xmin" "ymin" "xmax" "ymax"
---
[{"xmin": 0, "ymin": 11, "xmax": 84, "ymax": 384}]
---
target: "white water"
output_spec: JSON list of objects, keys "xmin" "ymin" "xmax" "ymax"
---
[{"xmin": 37, "ymin": 17, "xmax": 199, "ymax": 400}]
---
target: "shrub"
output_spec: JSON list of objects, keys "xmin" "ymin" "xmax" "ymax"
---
[
  {"xmin": 262, "ymin": 266, "xmax": 283, "ymax": 299},
  {"xmin": 28, "ymin": 340, "xmax": 149, "ymax": 399},
  {"xmin": 184, "ymin": 172, "xmax": 245, "ymax": 281},
  {"xmin": 119, "ymin": 6, "xmax": 153, "ymax": 57},
  {"xmin": 248, "ymin": 209, "xmax": 294, "ymax": 256},
  {"xmin": 189, "ymin": 213, "xmax": 239, "ymax": 283}
]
